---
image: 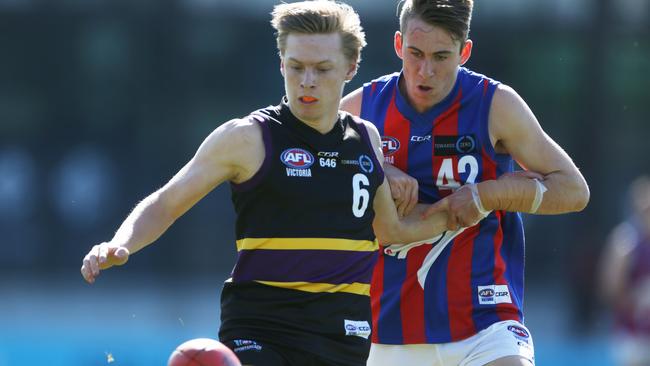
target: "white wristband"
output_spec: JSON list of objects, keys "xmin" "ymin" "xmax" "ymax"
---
[
  {"xmin": 530, "ymin": 179, "xmax": 547, "ymax": 213},
  {"xmin": 468, "ymin": 184, "xmax": 490, "ymax": 216}
]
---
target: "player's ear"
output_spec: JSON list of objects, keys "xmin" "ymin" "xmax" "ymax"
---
[
  {"xmin": 394, "ymin": 31, "xmax": 404, "ymax": 59},
  {"xmin": 345, "ymin": 62, "xmax": 358, "ymax": 82},
  {"xmin": 460, "ymin": 39, "xmax": 473, "ymax": 65},
  {"xmin": 280, "ymin": 58, "xmax": 285, "ymax": 77}
]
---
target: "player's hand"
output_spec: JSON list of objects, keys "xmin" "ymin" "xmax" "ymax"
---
[
  {"xmin": 420, "ymin": 198, "xmax": 450, "ymax": 222},
  {"xmin": 425, "ymin": 185, "xmax": 485, "ymax": 230},
  {"xmin": 384, "ymin": 164, "xmax": 419, "ymax": 218},
  {"xmin": 421, "ymin": 184, "xmax": 486, "ymax": 230},
  {"xmin": 80, "ymin": 242, "xmax": 130, "ymax": 284},
  {"xmin": 422, "ymin": 170, "xmax": 545, "ymax": 230}
]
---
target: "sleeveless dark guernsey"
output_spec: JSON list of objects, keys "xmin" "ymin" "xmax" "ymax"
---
[{"xmin": 219, "ymin": 99, "xmax": 384, "ymax": 365}]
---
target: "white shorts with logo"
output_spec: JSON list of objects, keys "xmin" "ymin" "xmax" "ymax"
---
[{"xmin": 366, "ymin": 320, "xmax": 535, "ymax": 366}]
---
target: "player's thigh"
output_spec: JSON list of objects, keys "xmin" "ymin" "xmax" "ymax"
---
[
  {"xmin": 222, "ymin": 339, "xmax": 289, "ymax": 366},
  {"xmin": 366, "ymin": 343, "xmax": 439, "ymax": 366},
  {"xmin": 455, "ymin": 320, "xmax": 535, "ymax": 366},
  {"xmin": 484, "ymin": 355, "xmax": 534, "ymax": 366}
]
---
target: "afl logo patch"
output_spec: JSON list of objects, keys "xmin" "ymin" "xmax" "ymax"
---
[
  {"xmin": 508, "ymin": 325, "xmax": 530, "ymax": 339},
  {"xmin": 479, "ymin": 288, "xmax": 495, "ymax": 297},
  {"xmin": 381, "ymin": 136, "xmax": 400, "ymax": 156},
  {"xmin": 281, "ymin": 148, "xmax": 314, "ymax": 169},
  {"xmin": 359, "ymin": 155, "xmax": 374, "ymax": 173}
]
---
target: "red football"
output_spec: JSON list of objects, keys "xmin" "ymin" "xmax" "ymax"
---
[{"xmin": 168, "ymin": 338, "xmax": 241, "ymax": 366}]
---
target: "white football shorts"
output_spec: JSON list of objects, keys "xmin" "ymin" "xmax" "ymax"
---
[{"xmin": 366, "ymin": 320, "xmax": 534, "ymax": 366}]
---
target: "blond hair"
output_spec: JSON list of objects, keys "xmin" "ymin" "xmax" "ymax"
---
[{"xmin": 271, "ymin": 0, "xmax": 366, "ymax": 66}]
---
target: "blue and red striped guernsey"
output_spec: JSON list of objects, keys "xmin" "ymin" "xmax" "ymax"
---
[{"xmin": 361, "ymin": 68, "xmax": 525, "ymax": 344}]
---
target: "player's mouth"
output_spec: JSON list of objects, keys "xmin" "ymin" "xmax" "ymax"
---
[
  {"xmin": 299, "ymin": 96, "xmax": 319, "ymax": 104},
  {"xmin": 417, "ymin": 85, "xmax": 433, "ymax": 92}
]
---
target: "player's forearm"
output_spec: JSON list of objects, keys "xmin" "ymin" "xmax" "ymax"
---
[
  {"xmin": 404, "ymin": 205, "xmax": 448, "ymax": 242},
  {"xmin": 377, "ymin": 204, "xmax": 448, "ymax": 245},
  {"xmin": 478, "ymin": 172, "xmax": 589, "ymax": 214},
  {"xmin": 110, "ymin": 192, "xmax": 177, "ymax": 254}
]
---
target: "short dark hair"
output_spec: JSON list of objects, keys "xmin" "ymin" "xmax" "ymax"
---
[
  {"xmin": 399, "ymin": 0, "xmax": 473, "ymax": 46},
  {"xmin": 271, "ymin": 0, "xmax": 367, "ymax": 67}
]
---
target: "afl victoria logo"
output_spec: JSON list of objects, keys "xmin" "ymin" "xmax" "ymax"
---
[
  {"xmin": 479, "ymin": 288, "xmax": 495, "ymax": 297},
  {"xmin": 281, "ymin": 148, "xmax": 314, "ymax": 169},
  {"xmin": 381, "ymin": 136, "xmax": 400, "ymax": 156}
]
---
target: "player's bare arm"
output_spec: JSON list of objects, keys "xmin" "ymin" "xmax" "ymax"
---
[
  {"xmin": 80, "ymin": 119, "xmax": 264, "ymax": 283},
  {"xmin": 383, "ymin": 164, "xmax": 419, "ymax": 218},
  {"xmin": 359, "ymin": 119, "xmax": 448, "ymax": 245},
  {"xmin": 479, "ymin": 84, "xmax": 590, "ymax": 214},
  {"xmin": 341, "ymin": 89, "xmax": 420, "ymax": 218},
  {"xmin": 340, "ymin": 86, "xmax": 363, "ymax": 116},
  {"xmin": 423, "ymin": 84, "xmax": 589, "ymax": 229}
]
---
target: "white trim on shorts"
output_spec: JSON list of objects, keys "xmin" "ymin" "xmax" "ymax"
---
[{"xmin": 366, "ymin": 320, "xmax": 535, "ymax": 366}]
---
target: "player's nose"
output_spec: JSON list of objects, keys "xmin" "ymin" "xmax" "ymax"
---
[
  {"xmin": 419, "ymin": 59, "xmax": 435, "ymax": 78},
  {"xmin": 300, "ymin": 69, "xmax": 316, "ymax": 88}
]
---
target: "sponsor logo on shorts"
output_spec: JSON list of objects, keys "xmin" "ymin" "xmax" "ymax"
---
[
  {"xmin": 477, "ymin": 285, "xmax": 512, "ymax": 305},
  {"xmin": 344, "ymin": 319, "xmax": 371, "ymax": 339},
  {"xmin": 232, "ymin": 339, "xmax": 262, "ymax": 353},
  {"xmin": 508, "ymin": 325, "xmax": 530, "ymax": 340}
]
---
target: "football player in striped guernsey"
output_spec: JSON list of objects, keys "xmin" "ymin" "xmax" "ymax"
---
[
  {"xmin": 79, "ymin": 1, "xmax": 488, "ymax": 365},
  {"xmin": 341, "ymin": 0, "xmax": 589, "ymax": 365}
]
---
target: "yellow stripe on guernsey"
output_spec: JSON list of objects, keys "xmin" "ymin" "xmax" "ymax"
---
[
  {"xmin": 236, "ymin": 238, "xmax": 378, "ymax": 252},
  {"xmin": 256, "ymin": 281, "xmax": 371, "ymax": 296}
]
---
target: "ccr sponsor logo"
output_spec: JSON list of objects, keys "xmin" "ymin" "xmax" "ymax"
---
[{"xmin": 411, "ymin": 135, "xmax": 431, "ymax": 142}]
